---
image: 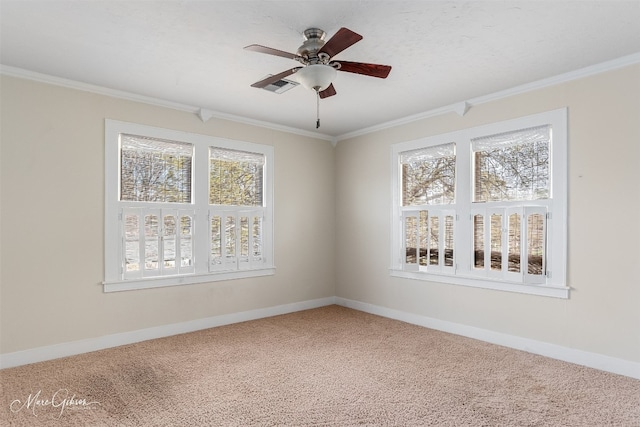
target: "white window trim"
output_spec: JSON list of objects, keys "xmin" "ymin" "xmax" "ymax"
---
[
  {"xmin": 390, "ymin": 108, "xmax": 568, "ymax": 299},
  {"xmin": 104, "ymin": 120, "xmax": 275, "ymax": 292}
]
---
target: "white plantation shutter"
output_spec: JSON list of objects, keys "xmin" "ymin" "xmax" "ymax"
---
[
  {"xmin": 468, "ymin": 207, "xmax": 547, "ymax": 284},
  {"xmin": 402, "ymin": 211, "xmax": 420, "ymax": 272},
  {"xmin": 403, "ymin": 209, "xmax": 455, "ymax": 274},
  {"xmin": 209, "ymin": 210, "xmax": 264, "ymax": 272},
  {"xmin": 123, "ymin": 209, "xmax": 143, "ymax": 280},
  {"xmin": 523, "ymin": 207, "xmax": 547, "ymax": 284},
  {"xmin": 121, "ymin": 208, "xmax": 195, "ymax": 280},
  {"xmin": 178, "ymin": 214, "xmax": 195, "ymax": 273}
]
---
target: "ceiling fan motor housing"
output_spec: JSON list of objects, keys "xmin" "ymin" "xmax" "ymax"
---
[{"xmin": 298, "ymin": 28, "xmax": 328, "ymax": 64}]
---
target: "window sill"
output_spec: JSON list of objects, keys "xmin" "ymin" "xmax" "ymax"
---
[
  {"xmin": 103, "ymin": 267, "xmax": 276, "ymax": 293},
  {"xmin": 389, "ymin": 269, "xmax": 569, "ymax": 299}
]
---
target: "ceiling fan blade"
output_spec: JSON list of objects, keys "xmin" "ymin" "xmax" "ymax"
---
[
  {"xmin": 318, "ymin": 27, "xmax": 363, "ymax": 58},
  {"xmin": 319, "ymin": 83, "xmax": 337, "ymax": 99},
  {"xmin": 334, "ymin": 61, "xmax": 392, "ymax": 79},
  {"xmin": 250, "ymin": 67, "xmax": 302, "ymax": 88},
  {"xmin": 244, "ymin": 44, "xmax": 302, "ymax": 61}
]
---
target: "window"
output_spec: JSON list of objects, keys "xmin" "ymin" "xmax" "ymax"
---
[
  {"xmin": 391, "ymin": 109, "xmax": 568, "ymax": 298},
  {"xmin": 104, "ymin": 120, "xmax": 274, "ymax": 292},
  {"xmin": 209, "ymin": 148, "xmax": 266, "ymax": 271}
]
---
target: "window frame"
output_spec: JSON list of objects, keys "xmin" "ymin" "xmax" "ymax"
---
[
  {"xmin": 390, "ymin": 109, "xmax": 568, "ymax": 298},
  {"xmin": 104, "ymin": 120, "xmax": 275, "ymax": 292}
]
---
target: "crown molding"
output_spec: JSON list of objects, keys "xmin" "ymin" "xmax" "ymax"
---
[
  {"xmin": 335, "ymin": 52, "xmax": 640, "ymax": 142},
  {"xmin": 2, "ymin": 52, "xmax": 639, "ymax": 146},
  {"xmin": 0, "ymin": 65, "xmax": 334, "ymax": 143}
]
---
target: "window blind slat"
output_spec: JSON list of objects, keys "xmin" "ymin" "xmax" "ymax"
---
[
  {"xmin": 121, "ymin": 134, "xmax": 193, "ymax": 156},
  {"xmin": 471, "ymin": 125, "xmax": 550, "ymax": 151},
  {"xmin": 400, "ymin": 142, "xmax": 455, "ymax": 164},
  {"xmin": 209, "ymin": 148, "xmax": 265, "ymax": 165}
]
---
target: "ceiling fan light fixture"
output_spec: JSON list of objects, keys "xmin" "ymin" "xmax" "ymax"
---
[{"xmin": 295, "ymin": 64, "xmax": 337, "ymax": 92}]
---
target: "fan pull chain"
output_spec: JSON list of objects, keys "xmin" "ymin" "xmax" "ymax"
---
[{"xmin": 316, "ymin": 90, "xmax": 320, "ymax": 129}]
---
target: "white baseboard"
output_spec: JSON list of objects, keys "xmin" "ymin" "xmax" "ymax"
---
[
  {"xmin": 335, "ymin": 297, "xmax": 640, "ymax": 380},
  {"xmin": 0, "ymin": 296, "xmax": 336, "ymax": 369},
  {"xmin": 3, "ymin": 295, "xmax": 638, "ymax": 380}
]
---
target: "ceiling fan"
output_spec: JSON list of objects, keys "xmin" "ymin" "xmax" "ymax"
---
[{"xmin": 244, "ymin": 27, "xmax": 392, "ymax": 128}]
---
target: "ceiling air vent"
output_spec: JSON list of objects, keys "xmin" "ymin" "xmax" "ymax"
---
[{"xmin": 261, "ymin": 77, "xmax": 299, "ymax": 94}]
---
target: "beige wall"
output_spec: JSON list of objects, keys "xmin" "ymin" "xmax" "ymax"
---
[
  {"xmin": 2, "ymin": 64, "xmax": 639, "ymax": 365},
  {"xmin": 336, "ymin": 64, "xmax": 640, "ymax": 363},
  {"xmin": 0, "ymin": 76, "xmax": 336, "ymax": 353}
]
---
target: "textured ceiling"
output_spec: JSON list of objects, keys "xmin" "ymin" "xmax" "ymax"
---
[{"xmin": 1, "ymin": 1, "xmax": 639, "ymax": 137}]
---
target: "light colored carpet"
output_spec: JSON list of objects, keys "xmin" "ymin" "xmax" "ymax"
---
[{"xmin": 1, "ymin": 305, "xmax": 639, "ymax": 426}]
